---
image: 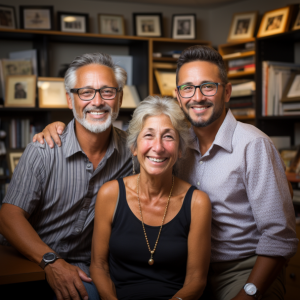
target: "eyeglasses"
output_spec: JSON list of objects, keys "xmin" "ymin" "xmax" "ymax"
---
[
  {"xmin": 70, "ymin": 87, "xmax": 122, "ymax": 101},
  {"xmin": 177, "ymin": 82, "xmax": 223, "ymax": 98}
]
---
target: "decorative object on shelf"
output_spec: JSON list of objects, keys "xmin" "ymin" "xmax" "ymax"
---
[
  {"xmin": 110, "ymin": 55, "xmax": 133, "ymax": 85},
  {"xmin": 5, "ymin": 75, "xmax": 36, "ymax": 107},
  {"xmin": 171, "ymin": 14, "xmax": 196, "ymax": 39},
  {"xmin": 57, "ymin": 11, "xmax": 89, "ymax": 33},
  {"xmin": 154, "ymin": 70, "xmax": 176, "ymax": 97},
  {"xmin": 38, "ymin": 77, "xmax": 68, "ymax": 108},
  {"xmin": 98, "ymin": 14, "xmax": 125, "ymax": 35},
  {"xmin": 9, "ymin": 49, "xmax": 38, "ymax": 76},
  {"xmin": 227, "ymin": 11, "xmax": 258, "ymax": 42},
  {"xmin": 7, "ymin": 151, "xmax": 23, "ymax": 175},
  {"xmin": 122, "ymin": 85, "xmax": 140, "ymax": 108},
  {"xmin": 292, "ymin": 5, "xmax": 300, "ymax": 31},
  {"xmin": 19, "ymin": 6, "xmax": 54, "ymax": 30},
  {"xmin": 133, "ymin": 13, "xmax": 163, "ymax": 37},
  {"xmin": 282, "ymin": 72, "xmax": 300, "ymax": 103},
  {"xmin": 0, "ymin": 4, "xmax": 17, "ymax": 29},
  {"xmin": 257, "ymin": 6, "xmax": 292, "ymax": 38}
]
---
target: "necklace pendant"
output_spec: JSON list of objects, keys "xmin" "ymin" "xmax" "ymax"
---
[{"xmin": 148, "ymin": 258, "xmax": 154, "ymax": 265}]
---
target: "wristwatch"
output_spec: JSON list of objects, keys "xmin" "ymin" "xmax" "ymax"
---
[
  {"xmin": 39, "ymin": 252, "xmax": 61, "ymax": 269},
  {"xmin": 244, "ymin": 283, "xmax": 261, "ymax": 299}
]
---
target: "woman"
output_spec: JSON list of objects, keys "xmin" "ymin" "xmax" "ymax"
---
[{"xmin": 90, "ymin": 96, "xmax": 211, "ymax": 300}]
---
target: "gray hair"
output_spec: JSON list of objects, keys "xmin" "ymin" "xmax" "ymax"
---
[
  {"xmin": 64, "ymin": 52, "xmax": 127, "ymax": 95},
  {"xmin": 127, "ymin": 96, "xmax": 191, "ymax": 157}
]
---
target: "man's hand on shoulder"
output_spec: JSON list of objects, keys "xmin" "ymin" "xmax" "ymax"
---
[
  {"xmin": 32, "ymin": 121, "xmax": 66, "ymax": 148},
  {"xmin": 45, "ymin": 258, "xmax": 92, "ymax": 300}
]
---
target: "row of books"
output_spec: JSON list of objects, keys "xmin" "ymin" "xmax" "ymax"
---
[
  {"xmin": 262, "ymin": 61, "xmax": 300, "ymax": 116},
  {"xmin": 228, "ymin": 56, "xmax": 255, "ymax": 75},
  {"xmin": 9, "ymin": 119, "xmax": 39, "ymax": 149}
]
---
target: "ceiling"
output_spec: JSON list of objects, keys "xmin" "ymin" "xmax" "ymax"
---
[{"xmin": 93, "ymin": 0, "xmax": 243, "ymax": 8}]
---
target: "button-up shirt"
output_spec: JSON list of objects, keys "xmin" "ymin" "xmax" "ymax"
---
[
  {"xmin": 176, "ymin": 110, "xmax": 298, "ymax": 262},
  {"xmin": 0, "ymin": 119, "xmax": 133, "ymax": 275}
]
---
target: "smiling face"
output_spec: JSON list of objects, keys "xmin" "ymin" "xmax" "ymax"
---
[
  {"xmin": 133, "ymin": 114, "xmax": 181, "ymax": 177},
  {"xmin": 176, "ymin": 60, "xmax": 231, "ymax": 128},
  {"xmin": 67, "ymin": 64, "xmax": 122, "ymax": 134}
]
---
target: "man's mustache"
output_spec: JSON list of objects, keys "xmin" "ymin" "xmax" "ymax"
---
[{"xmin": 186, "ymin": 100, "xmax": 213, "ymax": 109}]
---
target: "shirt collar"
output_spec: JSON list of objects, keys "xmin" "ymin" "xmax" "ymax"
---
[
  {"xmin": 188, "ymin": 109, "xmax": 237, "ymax": 154},
  {"xmin": 63, "ymin": 119, "xmax": 119, "ymax": 158}
]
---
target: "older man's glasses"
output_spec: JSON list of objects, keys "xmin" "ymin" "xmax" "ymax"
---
[
  {"xmin": 70, "ymin": 87, "xmax": 122, "ymax": 101},
  {"xmin": 177, "ymin": 82, "xmax": 223, "ymax": 98}
]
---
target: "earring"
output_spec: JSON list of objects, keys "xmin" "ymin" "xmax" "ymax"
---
[{"xmin": 132, "ymin": 155, "xmax": 136, "ymax": 175}]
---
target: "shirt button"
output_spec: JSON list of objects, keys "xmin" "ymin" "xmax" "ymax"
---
[
  {"xmin": 75, "ymin": 228, "xmax": 80, "ymax": 233},
  {"xmin": 199, "ymin": 161, "xmax": 203, "ymax": 164},
  {"xmin": 87, "ymin": 164, "xmax": 92, "ymax": 169},
  {"xmin": 197, "ymin": 182, "xmax": 200, "ymax": 186}
]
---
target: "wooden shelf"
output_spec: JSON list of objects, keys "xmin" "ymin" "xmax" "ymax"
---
[
  {"xmin": 152, "ymin": 57, "xmax": 178, "ymax": 62},
  {"xmin": 228, "ymin": 70, "xmax": 255, "ymax": 78},
  {"xmin": 222, "ymin": 51, "xmax": 255, "ymax": 60},
  {"xmin": 234, "ymin": 115, "xmax": 255, "ymax": 120}
]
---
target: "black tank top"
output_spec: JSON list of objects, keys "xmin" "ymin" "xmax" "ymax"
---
[{"xmin": 109, "ymin": 178, "xmax": 197, "ymax": 300}]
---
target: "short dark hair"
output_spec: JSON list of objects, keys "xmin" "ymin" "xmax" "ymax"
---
[{"xmin": 176, "ymin": 45, "xmax": 228, "ymax": 85}]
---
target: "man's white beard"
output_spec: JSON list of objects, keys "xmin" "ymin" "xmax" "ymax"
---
[{"xmin": 72, "ymin": 98, "xmax": 119, "ymax": 133}]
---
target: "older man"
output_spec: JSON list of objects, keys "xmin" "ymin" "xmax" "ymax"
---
[
  {"xmin": 33, "ymin": 46, "xmax": 298, "ymax": 300},
  {"xmin": 0, "ymin": 53, "xmax": 134, "ymax": 300}
]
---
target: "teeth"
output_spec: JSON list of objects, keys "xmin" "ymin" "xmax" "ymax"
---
[
  {"xmin": 193, "ymin": 107, "xmax": 207, "ymax": 111},
  {"xmin": 148, "ymin": 157, "xmax": 166, "ymax": 162},
  {"xmin": 90, "ymin": 111, "xmax": 105, "ymax": 115}
]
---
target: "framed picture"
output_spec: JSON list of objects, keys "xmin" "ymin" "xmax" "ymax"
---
[
  {"xmin": 172, "ymin": 14, "xmax": 196, "ymax": 39},
  {"xmin": 257, "ymin": 6, "xmax": 291, "ymax": 38},
  {"xmin": 57, "ymin": 11, "xmax": 89, "ymax": 33},
  {"xmin": 98, "ymin": 14, "xmax": 125, "ymax": 35},
  {"xmin": 0, "ymin": 4, "xmax": 17, "ymax": 29},
  {"xmin": 133, "ymin": 13, "xmax": 163, "ymax": 37},
  {"xmin": 19, "ymin": 6, "xmax": 54, "ymax": 30},
  {"xmin": 5, "ymin": 75, "xmax": 36, "ymax": 107},
  {"xmin": 281, "ymin": 72, "xmax": 300, "ymax": 102},
  {"xmin": 38, "ymin": 77, "xmax": 68, "ymax": 108},
  {"xmin": 7, "ymin": 151, "xmax": 23, "ymax": 175},
  {"xmin": 154, "ymin": 70, "xmax": 176, "ymax": 96},
  {"xmin": 293, "ymin": 7, "xmax": 300, "ymax": 30},
  {"xmin": 122, "ymin": 85, "xmax": 140, "ymax": 108},
  {"xmin": 227, "ymin": 11, "xmax": 258, "ymax": 42}
]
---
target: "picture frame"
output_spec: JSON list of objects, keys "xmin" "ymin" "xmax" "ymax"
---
[
  {"xmin": 172, "ymin": 14, "xmax": 196, "ymax": 39},
  {"xmin": 7, "ymin": 150, "xmax": 23, "ymax": 176},
  {"xmin": 227, "ymin": 11, "xmax": 258, "ymax": 42},
  {"xmin": 57, "ymin": 11, "xmax": 89, "ymax": 33},
  {"xmin": 5, "ymin": 75, "xmax": 36, "ymax": 107},
  {"xmin": 37, "ymin": 77, "xmax": 68, "ymax": 108},
  {"xmin": 292, "ymin": 7, "xmax": 300, "ymax": 31},
  {"xmin": 19, "ymin": 6, "xmax": 54, "ymax": 30},
  {"xmin": 98, "ymin": 14, "xmax": 125, "ymax": 35},
  {"xmin": 133, "ymin": 13, "xmax": 163, "ymax": 37},
  {"xmin": 257, "ymin": 6, "xmax": 291, "ymax": 38},
  {"xmin": 0, "ymin": 4, "xmax": 17, "ymax": 29},
  {"xmin": 122, "ymin": 85, "xmax": 140, "ymax": 108},
  {"xmin": 281, "ymin": 72, "xmax": 300, "ymax": 102},
  {"xmin": 154, "ymin": 70, "xmax": 176, "ymax": 96}
]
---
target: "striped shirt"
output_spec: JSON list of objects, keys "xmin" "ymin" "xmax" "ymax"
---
[
  {"xmin": 176, "ymin": 109, "xmax": 298, "ymax": 262},
  {"xmin": 0, "ymin": 119, "xmax": 133, "ymax": 275}
]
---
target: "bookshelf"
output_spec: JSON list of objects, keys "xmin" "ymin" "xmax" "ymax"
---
[{"xmin": 218, "ymin": 38, "xmax": 256, "ymax": 123}]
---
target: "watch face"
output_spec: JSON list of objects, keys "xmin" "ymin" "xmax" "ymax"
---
[
  {"xmin": 43, "ymin": 253, "xmax": 56, "ymax": 263},
  {"xmin": 244, "ymin": 283, "xmax": 257, "ymax": 295}
]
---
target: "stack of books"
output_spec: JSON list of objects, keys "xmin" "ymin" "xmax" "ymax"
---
[{"xmin": 228, "ymin": 56, "xmax": 255, "ymax": 75}]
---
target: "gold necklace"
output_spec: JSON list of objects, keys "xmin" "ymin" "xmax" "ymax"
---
[{"xmin": 137, "ymin": 173, "xmax": 174, "ymax": 265}]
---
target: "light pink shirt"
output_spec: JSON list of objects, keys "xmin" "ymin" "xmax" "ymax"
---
[{"xmin": 176, "ymin": 109, "xmax": 298, "ymax": 262}]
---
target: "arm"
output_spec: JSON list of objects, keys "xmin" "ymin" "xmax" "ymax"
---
[
  {"xmin": 32, "ymin": 121, "xmax": 66, "ymax": 148},
  {"xmin": 170, "ymin": 189, "xmax": 212, "ymax": 300},
  {"xmin": 90, "ymin": 180, "xmax": 120, "ymax": 300},
  {"xmin": 232, "ymin": 138, "xmax": 298, "ymax": 300},
  {"xmin": 0, "ymin": 145, "xmax": 91, "ymax": 300}
]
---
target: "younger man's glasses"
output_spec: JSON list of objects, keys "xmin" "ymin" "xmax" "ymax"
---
[{"xmin": 177, "ymin": 82, "xmax": 223, "ymax": 98}]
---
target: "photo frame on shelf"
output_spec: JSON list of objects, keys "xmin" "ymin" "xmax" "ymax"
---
[
  {"xmin": 98, "ymin": 14, "xmax": 125, "ymax": 35},
  {"xmin": 172, "ymin": 14, "xmax": 196, "ymax": 39},
  {"xmin": 38, "ymin": 77, "xmax": 68, "ymax": 108},
  {"xmin": 19, "ymin": 6, "xmax": 54, "ymax": 30},
  {"xmin": 227, "ymin": 11, "xmax": 258, "ymax": 42},
  {"xmin": 257, "ymin": 6, "xmax": 291, "ymax": 38},
  {"xmin": 292, "ymin": 7, "xmax": 300, "ymax": 30},
  {"xmin": 5, "ymin": 75, "xmax": 36, "ymax": 107},
  {"xmin": 154, "ymin": 70, "xmax": 176, "ymax": 96},
  {"xmin": 57, "ymin": 11, "xmax": 89, "ymax": 33},
  {"xmin": 122, "ymin": 85, "xmax": 140, "ymax": 108},
  {"xmin": 133, "ymin": 13, "xmax": 163, "ymax": 37},
  {"xmin": 281, "ymin": 72, "xmax": 300, "ymax": 102},
  {"xmin": 7, "ymin": 150, "xmax": 23, "ymax": 176},
  {"xmin": 0, "ymin": 4, "xmax": 17, "ymax": 29}
]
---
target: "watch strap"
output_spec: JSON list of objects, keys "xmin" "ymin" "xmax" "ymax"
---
[{"xmin": 39, "ymin": 252, "xmax": 61, "ymax": 270}]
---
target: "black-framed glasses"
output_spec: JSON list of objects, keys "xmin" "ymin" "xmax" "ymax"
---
[
  {"xmin": 177, "ymin": 82, "xmax": 223, "ymax": 98},
  {"xmin": 70, "ymin": 87, "xmax": 122, "ymax": 101}
]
